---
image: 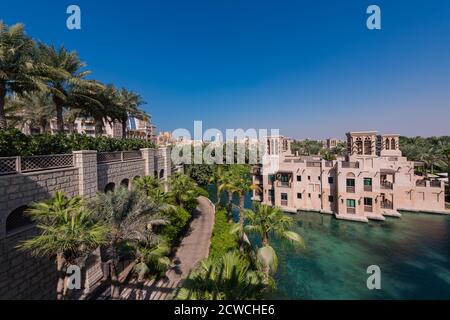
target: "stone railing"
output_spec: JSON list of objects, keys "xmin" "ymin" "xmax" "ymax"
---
[
  {"xmin": 342, "ymin": 162, "xmax": 359, "ymax": 169},
  {"xmin": 0, "ymin": 154, "xmax": 74, "ymax": 176},
  {"xmin": 416, "ymin": 180, "xmax": 427, "ymax": 187},
  {"xmin": 97, "ymin": 151, "xmax": 142, "ymax": 163},
  {"xmin": 430, "ymin": 180, "xmax": 442, "ymax": 188},
  {"xmin": 306, "ymin": 161, "xmax": 321, "ymax": 168}
]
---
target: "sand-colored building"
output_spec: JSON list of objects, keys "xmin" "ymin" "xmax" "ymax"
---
[{"xmin": 253, "ymin": 131, "xmax": 449, "ymax": 222}]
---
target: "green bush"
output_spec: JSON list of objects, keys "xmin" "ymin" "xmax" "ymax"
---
[
  {"xmin": 0, "ymin": 128, "xmax": 155, "ymax": 157},
  {"xmin": 161, "ymin": 207, "xmax": 192, "ymax": 248},
  {"xmin": 209, "ymin": 209, "xmax": 239, "ymax": 259}
]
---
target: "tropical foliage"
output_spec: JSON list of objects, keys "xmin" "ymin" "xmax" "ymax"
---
[
  {"xmin": 209, "ymin": 209, "xmax": 239, "ymax": 259},
  {"xmin": 175, "ymin": 251, "xmax": 268, "ymax": 300},
  {"xmin": 18, "ymin": 192, "xmax": 109, "ymax": 300},
  {"xmin": 0, "ymin": 128, "xmax": 155, "ymax": 157}
]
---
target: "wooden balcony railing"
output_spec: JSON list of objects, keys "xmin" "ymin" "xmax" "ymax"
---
[
  {"xmin": 381, "ymin": 181, "xmax": 393, "ymax": 190},
  {"xmin": 364, "ymin": 205, "xmax": 373, "ymax": 213},
  {"xmin": 364, "ymin": 185, "xmax": 373, "ymax": 192},
  {"xmin": 347, "ymin": 207, "xmax": 356, "ymax": 214},
  {"xmin": 347, "ymin": 186, "xmax": 355, "ymax": 193},
  {"xmin": 342, "ymin": 162, "xmax": 359, "ymax": 169},
  {"xmin": 281, "ymin": 200, "xmax": 288, "ymax": 206}
]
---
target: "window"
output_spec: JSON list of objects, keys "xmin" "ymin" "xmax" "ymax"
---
[
  {"xmin": 297, "ymin": 175, "xmax": 302, "ymax": 182},
  {"xmin": 308, "ymin": 176, "xmax": 311, "ymax": 181},
  {"xmin": 297, "ymin": 193, "xmax": 302, "ymax": 199},
  {"xmin": 281, "ymin": 193, "xmax": 288, "ymax": 201},
  {"xmin": 308, "ymin": 193, "xmax": 311, "ymax": 198},
  {"xmin": 318, "ymin": 176, "xmax": 321, "ymax": 181},
  {"xmin": 364, "ymin": 198, "xmax": 373, "ymax": 206},
  {"xmin": 347, "ymin": 199, "xmax": 356, "ymax": 208},
  {"xmin": 318, "ymin": 194, "xmax": 322, "ymax": 199},
  {"xmin": 346, "ymin": 179, "xmax": 355, "ymax": 187},
  {"xmin": 328, "ymin": 196, "xmax": 334, "ymax": 202},
  {"xmin": 328, "ymin": 177, "xmax": 334, "ymax": 184},
  {"xmin": 364, "ymin": 178, "xmax": 372, "ymax": 186}
]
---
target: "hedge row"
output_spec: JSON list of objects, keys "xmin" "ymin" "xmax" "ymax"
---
[
  {"xmin": 0, "ymin": 129, "xmax": 156, "ymax": 157},
  {"xmin": 208, "ymin": 209, "xmax": 239, "ymax": 259}
]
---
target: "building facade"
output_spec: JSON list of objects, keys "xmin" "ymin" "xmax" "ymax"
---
[{"xmin": 253, "ymin": 131, "xmax": 449, "ymax": 222}]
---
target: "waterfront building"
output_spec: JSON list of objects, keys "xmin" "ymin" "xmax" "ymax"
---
[{"xmin": 253, "ymin": 131, "xmax": 449, "ymax": 222}]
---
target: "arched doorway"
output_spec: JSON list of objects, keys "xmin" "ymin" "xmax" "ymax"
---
[
  {"xmin": 6, "ymin": 205, "xmax": 33, "ymax": 236},
  {"xmin": 104, "ymin": 182, "xmax": 116, "ymax": 193},
  {"xmin": 120, "ymin": 179, "xmax": 130, "ymax": 189}
]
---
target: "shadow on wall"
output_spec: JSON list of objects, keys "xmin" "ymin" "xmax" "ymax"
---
[{"xmin": 0, "ymin": 172, "xmax": 70, "ymax": 300}]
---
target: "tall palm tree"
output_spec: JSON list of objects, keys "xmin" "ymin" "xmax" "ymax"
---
[
  {"xmin": 114, "ymin": 88, "xmax": 147, "ymax": 138},
  {"xmin": 0, "ymin": 22, "xmax": 44, "ymax": 129},
  {"xmin": 37, "ymin": 44, "xmax": 103, "ymax": 133},
  {"xmin": 89, "ymin": 187, "xmax": 168, "ymax": 299},
  {"xmin": 218, "ymin": 169, "xmax": 238, "ymax": 222},
  {"xmin": 167, "ymin": 173, "xmax": 202, "ymax": 208},
  {"xmin": 18, "ymin": 192, "xmax": 108, "ymax": 300},
  {"xmin": 208, "ymin": 165, "xmax": 226, "ymax": 204},
  {"xmin": 5, "ymin": 91, "xmax": 54, "ymax": 133},
  {"xmin": 233, "ymin": 204, "xmax": 304, "ymax": 279},
  {"xmin": 175, "ymin": 251, "xmax": 267, "ymax": 300}
]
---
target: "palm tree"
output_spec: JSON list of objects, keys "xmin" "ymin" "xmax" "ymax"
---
[
  {"xmin": 37, "ymin": 44, "xmax": 103, "ymax": 133},
  {"xmin": 133, "ymin": 176, "xmax": 162, "ymax": 197},
  {"xmin": 89, "ymin": 187, "xmax": 168, "ymax": 299},
  {"xmin": 218, "ymin": 169, "xmax": 238, "ymax": 222},
  {"xmin": 0, "ymin": 22, "xmax": 44, "ymax": 129},
  {"xmin": 114, "ymin": 88, "xmax": 147, "ymax": 138},
  {"xmin": 208, "ymin": 165, "xmax": 227, "ymax": 204},
  {"xmin": 18, "ymin": 192, "xmax": 108, "ymax": 300},
  {"xmin": 233, "ymin": 204, "xmax": 304, "ymax": 278},
  {"xmin": 175, "ymin": 251, "xmax": 267, "ymax": 300},
  {"xmin": 228, "ymin": 165, "xmax": 260, "ymax": 250},
  {"xmin": 5, "ymin": 91, "xmax": 54, "ymax": 133},
  {"xmin": 167, "ymin": 173, "xmax": 202, "ymax": 208}
]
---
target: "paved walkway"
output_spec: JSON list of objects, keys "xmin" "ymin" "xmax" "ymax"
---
[{"xmin": 121, "ymin": 196, "xmax": 215, "ymax": 300}]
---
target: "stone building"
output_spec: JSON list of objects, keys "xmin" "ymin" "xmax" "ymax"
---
[{"xmin": 0, "ymin": 147, "xmax": 171, "ymax": 299}]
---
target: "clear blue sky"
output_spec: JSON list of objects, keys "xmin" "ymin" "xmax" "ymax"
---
[{"xmin": 1, "ymin": 0, "xmax": 449, "ymax": 139}]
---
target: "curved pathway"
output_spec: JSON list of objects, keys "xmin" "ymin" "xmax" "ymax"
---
[{"xmin": 121, "ymin": 196, "xmax": 215, "ymax": 300}]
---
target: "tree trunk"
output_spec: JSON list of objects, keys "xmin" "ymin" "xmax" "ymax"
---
[
  {"xmin": 54, "ymin": 97, "xmax": 64, "ymax": 134},
  {"xmin": 262, "ymin": 232, "xmax": 269, "ymax": 247},
  {"xmin": 239, "ymin": 194, "xmax": 245, "ymax": 252},
  {"xmin": 136, "ymin": 272, "xmax": 145, "ymax": 300},
  {"xmin": 227, "ymin": 191, "xmax": 233, "ymax": 223},
  {"xmin": 110, "ymin": 261, "xmax": 120, "ymax": 300},
  {"xmin": 94, "ymin": 117, "xmax": 104, "ymax": 137},
  {"xmin": 0, "ymin": 83, "xmax": 7, "ymax": 130},
  {"xmin": 56, "ymin": 253, "xmax": 66, "ymax": 300},
  {"xmin": 122, "ymin": 117, "xmax": 127, "ymax": 138}
]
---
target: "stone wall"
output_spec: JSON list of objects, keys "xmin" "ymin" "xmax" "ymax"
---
[{"xmin": 0, "ymin": 147, "xmax": 170, "ymax": 300}]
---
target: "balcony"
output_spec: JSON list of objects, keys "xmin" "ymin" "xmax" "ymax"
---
[
  {"xmin": 342, "ymin": 162, "xmax": 359, "ymax": 169},
  {"xmin": 346, "ymin": 186, "xmax": 355, "ymax": 193},
  {"xmin": 281, "ymin": 200, "xmax": 288, "ymax": 206},
  {"xmin": 324, "ymin": 161, "xmax": 334, "ymax": 168},
  {"xmin": 416, "ymin": 180, "xmax": 427, "ymax": 187},
  {"xmin": 364, "ymin": 205, "xmax": 373, "ymax": 213},
  {"xmin": 306, "ymin": 161, "xmax": 321, "ymax": 168},
  {"xmin": 364, "ymin": 185, "xmax": 373, "ymax": 192},
  {"xmin": 276, "ymin": 181, "xmax": 292, "ymax": 188},
  {"xmin": 347, "ymin": 207, "xmax": 356, "ymax": 214},
  {"xmin": 381, "ymin": 181, "xmax": 393, "ymax": 190},
  {"xmin": 381, "ymin": 201, "xmax": 393, "ymax": 210},
  {"xmin": 430, "ymin": 180, "xmax": 442, "ymax": 188}
]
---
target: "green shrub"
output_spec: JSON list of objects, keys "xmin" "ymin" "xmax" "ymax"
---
[
  {"xmin": 0, "ymin": 129, "xmax": 155, "ymax": 156},
  {"xmin": 209, "ymin": 209, "xmax": 239, "ymax": 259},
  {"xmin": 161, "ymin": 207, "xmax": 192, "ymax": 248}
]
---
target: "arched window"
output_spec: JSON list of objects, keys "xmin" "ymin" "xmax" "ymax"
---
[
  {"xmin": 391, "ymin": 138, "xmax": 396, "ymax": 150},
  {"xmin": 120, "ymin": 179, "xmax": 130, "ymax": 189},
  {"xmin": 154, "ymin": 171, "xmax": 158, "ymax": 178},
  {"xmin": 364, "ymin": 137, "xmax": 372, "ymax": 155},
  {"xmin": 385, "ymin": 138, "xmax": 390, "ymax": 150},
  {"xmin": 355, "ymin": 138, "xmax": 363, "ymax": 155},
  {"xmin": 159, "ymin": 169, "xmax": 165, "ymax": 179},
  {"xmin": 6, "ymin": 206, "xmax": 33, "ymax": 235},
  {"xmin": 104, "ymin": 182, "xmax": 115, "ymax": 193}
]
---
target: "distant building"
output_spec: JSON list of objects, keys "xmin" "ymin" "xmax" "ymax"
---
[{"xmin": 253, "ymin": 131, "xmax": 449, "ymax": 222}]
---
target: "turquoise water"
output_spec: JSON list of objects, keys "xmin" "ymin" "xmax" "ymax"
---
[{"xmin": 207, "ymin": 186, "xmax": 450, "ymax": 299}]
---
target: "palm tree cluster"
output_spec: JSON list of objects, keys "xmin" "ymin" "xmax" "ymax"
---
[
  {"xmin": 0, "ymin": 21, "xmax": 147, "ymax": 136},
  {"xmin": 18, "ymin": 173, "xmax": 204, "ymax": 300},
  {"xmin": 178, "ymin": 164, "xmax": 305, "ymax": 299}
]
